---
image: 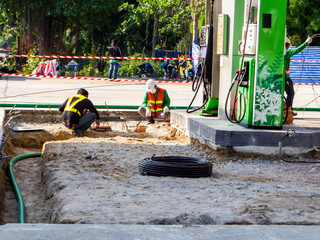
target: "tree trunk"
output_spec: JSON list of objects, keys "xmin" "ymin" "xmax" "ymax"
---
[
  {"xmin": 38, "ymin": 15, "xmax": 53, "ymax": 55},
  {"xmin": 152, "ymin": 15, "xmax": 158, "ymax": 57},
  {"xmin": 38, "ymin": 12, "xmax": 45, "ymax": 55},
  {"xmin": 43, "ymin": 16, "xmax": 54, "ymax": 55},
  {"xmin": 192, "ymin": 12, "xmax": 199, "ymax": 42},
  {"xmin": 75, "ymin": 15, "xmax": 81, "ymax": 55}
]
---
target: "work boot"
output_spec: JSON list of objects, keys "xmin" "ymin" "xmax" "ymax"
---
[
  {"xmin": 147, "ymin": 118, "xmax": 155, "ymax": 124},
  {"xmin": 72, "ymin": 130, "xmax": 85, "ymax": 137}
]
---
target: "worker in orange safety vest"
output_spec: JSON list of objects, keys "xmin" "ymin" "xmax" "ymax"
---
[{"xmin": 138, "ymin": 79, "xmax": 171, "ymax": 124}]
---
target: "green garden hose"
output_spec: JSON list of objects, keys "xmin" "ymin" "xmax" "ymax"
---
[{"xmin": 8, "ymin": 152, "xmax": 42, "ymax": 223}]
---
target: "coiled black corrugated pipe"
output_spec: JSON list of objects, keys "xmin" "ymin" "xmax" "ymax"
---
[{"xmin": 139, "ymin": 155, "xmax": 212, "ymax": 178}]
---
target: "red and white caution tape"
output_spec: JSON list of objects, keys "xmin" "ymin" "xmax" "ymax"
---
[
  {"xmin": 293, "ymin": 82, "xmax": 320, "ymax": 85},
  {"xmin": 4, "ymin": 54, "xmax": 319, "ymax": 62},
  {"xmin": 0, "ymin": 73, "xmax": 190, "ymax": 84},
  {"xmin": 291, "ymin": 60, "xmax": 320, "ymax": 63},
  {"xmin": 1, "ymin": 73, "xmax": 318, "ymax": 85},
  {"xmin": 4, "ymin": 54, "xmax": 201, "ymax": 61}
]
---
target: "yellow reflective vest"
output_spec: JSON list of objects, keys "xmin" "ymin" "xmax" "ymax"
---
[{"xmin": 64, "ymin": 94, "xmax": 87, "ymax": 116}]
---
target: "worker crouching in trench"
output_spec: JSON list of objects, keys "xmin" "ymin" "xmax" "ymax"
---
[
  {"xmin": 138, "ymin": 79, "xmax": 171, "ymax": 124},
  {"xmin": 59, "ymin": 88, "xmax": 100, "ymax": 137}
]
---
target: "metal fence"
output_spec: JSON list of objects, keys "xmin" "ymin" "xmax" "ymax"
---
[{"xmin": 290, "ymin": 46, "xmax": 320, "ymax": 84}]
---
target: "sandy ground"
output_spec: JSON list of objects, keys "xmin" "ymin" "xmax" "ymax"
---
[{"xmin": 3, "ymin": 116, "xmax": 320, "ymax": 225}]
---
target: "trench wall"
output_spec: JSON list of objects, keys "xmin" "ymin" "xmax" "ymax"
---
[{"xmin": 0, "ymin": 108, "xmax": 142, "ymax": 224}]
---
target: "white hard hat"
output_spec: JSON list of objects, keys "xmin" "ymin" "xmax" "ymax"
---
[{"xmin": 146, "ymin": 79, "xmax": 156, "ymax": 93}]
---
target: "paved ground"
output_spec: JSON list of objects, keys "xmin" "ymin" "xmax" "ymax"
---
[
  {"xmin": 0, "ymin": 76, "xmax": 203, "ymax": 107},
  {"xmin": 0, "ymin": 76, "xmax": 319, "ymax": 109}
]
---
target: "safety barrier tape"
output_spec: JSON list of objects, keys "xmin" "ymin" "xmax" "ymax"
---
[
  {"xmin": 291, "ymin": 60, "xmax": 320, "ymax": 63},
  {"xmin": 1, "ymin": 73, "xmax": 318, "ymax": 85},
  {"xmin": 3, "ymin": 54, "xmax": 319, "ymax": 62},
  {"xmin": 4, "ymin": 54, "xmax": 201, "ymax": 61},
  {"xmin": 0, "ymin": 73, "xmax": 190, "ymax": 83},
  {"xmin": 294, "ymin": 82, "xmax": 320, "ymax": 85}
]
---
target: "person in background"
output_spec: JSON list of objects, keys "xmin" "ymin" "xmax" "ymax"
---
[
  {"xmin": 138, "ymin": 62, "xmax": 154, "ymax": 78},
  {"xmin": 138, "ymin": 79, "xmax": 171, "ymax": 124},
  {"xmin": 160, "ymin": 62, "xmax": 168, "ymax": 78},
  {"xmin": 108, "ymin": 39, "xmax": 122, "ymax": 79},
  {"xmin": 178, "ymin": 59, "xmax": 193, "ymax": 81},
  {"xmin": 284, "ymin": 36, "xmax": 312, "ymax": 115},
  {"xmin": 59, "ymin": 88, "xmax": 100, "ymax": 136},
  {"xmin": 161, "ymin": 61, "xmax": 178, "ymax": 79}
]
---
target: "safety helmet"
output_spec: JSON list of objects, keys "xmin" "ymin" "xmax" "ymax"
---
[
  {"xmin": 285, "ymin": 37, "xmax": 291, "ymax": 46},
  {"xmin": 160, "ymin": 62, "xmax": 166, "ymax": 69},
  {"xmin": 145, "ymin": 62, "xmax": 151, "ymax": 67},
  {"xmin": 146, "ymin": 79, "xmax": 156, "ymax": 93}
]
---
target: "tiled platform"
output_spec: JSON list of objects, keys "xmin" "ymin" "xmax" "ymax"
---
[{"xmin": 171, "ymin": 110, "xmax": 320, "ymax": 148}]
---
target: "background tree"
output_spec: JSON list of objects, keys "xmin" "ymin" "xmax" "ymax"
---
[
  {"xmin": 120, "ymin": 0, "xmax": 192, "ymax": 56},
  {"xmin": 190, "ymin": 0, "xmax": 205, "ymax": 42},
  {"xmin": 286, "ymin": 0, "xmax": 320, "ymax": 46}
]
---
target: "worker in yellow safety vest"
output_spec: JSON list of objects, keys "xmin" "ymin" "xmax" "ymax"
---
[
  {"xmin": 59, "ymin": 88, "xmax": 100, "ymax": 136},
  {"xmin": 138, "ymin": 79, "xmax": 171, "ymax": 124}
]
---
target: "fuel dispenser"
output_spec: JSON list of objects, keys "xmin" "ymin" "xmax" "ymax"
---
[
  {"xmin": 226, "ymin": 0, "xmax": 287, "ymax": 129},
  {"xmin": 187, "ymin": 0, "xmax": 219, "ymax": 116}
]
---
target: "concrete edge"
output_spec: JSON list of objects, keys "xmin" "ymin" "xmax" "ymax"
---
[
  {"xmin": 170, "ymin": 110, "xmax": 320, "ymax": 154},
  {"xmin": 1, "ymin": 224, "xmax": 320, "ymax": 240}
]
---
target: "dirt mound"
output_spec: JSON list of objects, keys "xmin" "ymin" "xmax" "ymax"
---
[{"xmin": 2, "ymin": 111, "xmax": 320, "ymax": 225}]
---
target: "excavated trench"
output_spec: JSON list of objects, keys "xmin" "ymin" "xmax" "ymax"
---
[{"xmin": 1, "ymin": 110, "xmax": 320, "ymax": 225}]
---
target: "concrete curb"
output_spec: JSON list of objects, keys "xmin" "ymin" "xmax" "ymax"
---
[{"xmin": 0, "ymin": 224, "xmax": 320, "ymax": 240}]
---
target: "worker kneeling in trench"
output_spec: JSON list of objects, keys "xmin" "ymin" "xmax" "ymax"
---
[
  {"xmin": 59, "ymin": 88, "xmax": 100, "ymax": 136},
  {"xmin": 138, "ymin": 79, "xmax": 171, "ymax": 124}
]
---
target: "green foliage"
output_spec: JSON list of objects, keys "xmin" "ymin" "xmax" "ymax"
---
[
  {"xmin": 0, "ymin": 57, "xmax": 17, "ymax": 72},
  {"xmin": 105, "ymin": 53, "xmax": 162, "ymax": 78},
  {"xmin": 198, "ymin": 12, "xmax": 206, "ymax": 29},
  {"xmin": 0, "ymin": 1, "xmax": 20, "ymax": 40},
  {"xmin": 78, "ymin": 63, "xmax": 96, "ymax": 77},
  {"xmin": 118, "ymin": 60, "xmax": 144, "ymax": 78},
  {"xmin": 2, "ymin": 0, "xmax": 319, "ymax": 81},
  {"xmin": 120, "ymin": 0, "xmax": 192, "ymax": 52},
  {"xmin": 22, "ymin": 51, "xmax": 43, "ymax": 74},
  {"xmin": 287, "ymin": 0, "xmax": 320, "ymax": 45}
]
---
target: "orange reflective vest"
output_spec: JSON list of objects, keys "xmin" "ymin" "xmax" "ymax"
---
[
  {"xmin": 64, "ymin": 94, "xmax": 86, "ymax": 116},
  {"xmin": 147, "ymin": 88, "xmax": 164, "ymax": 116},
  {"xmin": 285, "ymin": 69, "xmax": 290, "ymax": 76}
]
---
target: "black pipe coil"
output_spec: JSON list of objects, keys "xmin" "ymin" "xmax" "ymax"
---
[{"xmin": 139, "ymin": 155, "xmax": 213, "ymax": 178}]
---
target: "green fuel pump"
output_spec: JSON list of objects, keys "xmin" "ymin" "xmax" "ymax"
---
[
  {"xmin": 226, "ymin": 0, "xmax": 287, "ymax": 129},
  {"xmin": 187, "ymin": 0, "xmax": 219, "ymax": 116}
]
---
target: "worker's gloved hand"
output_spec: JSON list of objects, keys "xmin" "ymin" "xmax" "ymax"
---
[
  {"xmin": 306, "ymin": 37, "xmax": 312, "ymax": 44},
  {"xmin": 95, "ymin": 120, "xmax": 100, "ymax": 126},
  {"xmin": 146, "ymin": 107, "xmax": 152, "ymax": 117},
  {"xmin": 163, "ymin": 106, "xmax": 170, "ymax": 113}
]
